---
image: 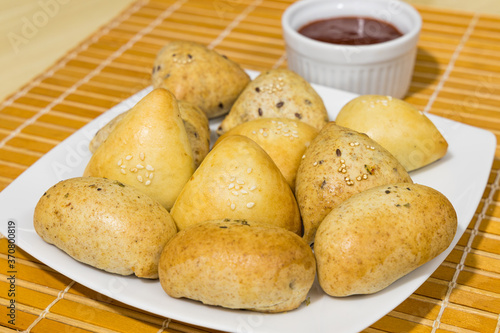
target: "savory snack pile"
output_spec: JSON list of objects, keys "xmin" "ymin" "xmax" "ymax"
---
[{"xmin": 33, "ymin": 40, "xmax": 457, "ymax": 313}]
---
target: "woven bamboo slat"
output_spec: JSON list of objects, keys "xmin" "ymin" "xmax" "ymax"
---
[{"xmin": 1, "ymin": 0, "xmax": 500, "ymax": 332}]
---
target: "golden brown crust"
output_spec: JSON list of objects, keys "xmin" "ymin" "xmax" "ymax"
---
[
  {"xmin": 217, "ymin": 68, "xmax": 329, "ymax": 135},
  {"xmin": 295, "ymin": 122, "xmax": 413, "ymax": 244},
  {"xmin": 216, "ymin": 118, "xmax": 319, "ymax": 189},
  {"xmin": 170, "ymin": 135, "xmax": 302, "ymax": 235},
  {"xmin": 158, "ymin": 219, "xmax": 316, "ymax": 312},
  {"xmin": 89, "ymin": 100, "xmax": 210, "ymax": 168},
  {"xmin": 335, "ymin": 95, "xmax": 448, "ymax": 171},
  {"xmin": 83, "ymin": 88, "xmax": 195, "ymax": 210},
  {"xmin": 152, "ymin": 41, "xmax": 250, "ymax": 119},
  {"xmin": 315, "ymin": 183, "xmax": 457, "ymax": 296},
  {"xmin": 33, "ymin": 177, "xmax": 177, "ymax": 279}
]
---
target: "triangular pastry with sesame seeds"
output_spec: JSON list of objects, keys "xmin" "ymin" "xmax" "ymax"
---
[
  {"xmin": 152, "ymin": 40, "xmax": 250, "ymax": 119},
  {"xmin": 89, "ymin": 100, "xmax": 210, "ymax": 168},
  {"xmin": 170, "ymin": 135, "xmax": 302, "ymax": 235},
  {"xmin": 83, "ymin": 88, "xmax": 195, "ymax": 210},
  {"xmin": 335, "ymin": 95, "xmax": 448, "ymax": 171},
  {"xmin": 216, "ymin": 68, "xmax": 329, "ymax": 135},
  {"xmin": 215, "ymin": 118, "xmax": 319, "ymax": 189},
  {"xmin": 295, "ymin": 122, "xmax": 413, "ymax": 244}
]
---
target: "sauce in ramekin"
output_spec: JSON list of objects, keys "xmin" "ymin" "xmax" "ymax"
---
[{"xmin": 298, "ymin": 17, "xmax": 403, "ymax": 45}]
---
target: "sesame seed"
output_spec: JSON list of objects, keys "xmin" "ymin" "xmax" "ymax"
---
[
  {"xmin": 230, "ymin": 177, "xmax": 236, "ymax": 181},
  {"xmin": 240, "ymin": 189, "xmax": 248, "ymax": 194},
  {"xmin": 246, "ymin": 202, "xmax": 255, "ymax": 208},
  {"xmin": 146, "ymin": 165, "xmax": 154, "ymax": 171},
  {"xmin": 237, "ymin": 179, "xmax": 244, "ymax": 185},
  {"xmin": 247, "ymin": 168, "xmax": 252, "ymax": 174},
  {"xmin": 231, "ymin": 203, "xmax": 236, "ymax": 210},
  {"xmin": 145, "ymin": 180, "xmax": 151, "ymax": 186},
  {"xmin": 302, "ymin": 154, "xmax": 306, "ymax": 159},
  {"xmin": 120, "ymin": 169, "xmax": 126, "ymax": 175},
  {"xmin": 228, "ymin": 183, "xmax": 235, "ymax": 189},
  {"xmin": 249, "ymin": 185, "xmax": 256, "ymax": 191},
  {"xmin": 136, "ymin": 164, "xmax": 144, "ymax": 169},
  {"xmin": 313, "ymin": 162, "xmax": 318, "ymax": 166},
  {"xmin": 126, "ymin": 155, "xmax": 133, "ymax": 160},
  {"xmin": 356, "ymin": 176, "xmax": 362, "ymax": 181},
  {"xmin": 232, "ymin": 190, "xmax": 239, "ymax": 196},
  {"xmin": 117, "ymin": 159, "xmax": 122, "ymax": 166},
  {"xmin": 362, "ymin": 174, "xmax": 368, "ymax": 180},
  {"xmin": 149, "ymin": 173, "xmax": 154, "ymax": 179},
  {"xmin": 140, "ymin": 152, "xmax": 145, "ymax": 161},
  {"xmin": 120, "ymin": 164, "xmax": 126, "ymax": 169},
  {"xmin": 137, "ymin": 175, "xmax": 143, "ymax": 183},
  {"xmin": 130, "ymin": 168, "xmax": 138, "ymax": 173},
  {"xmin": 227, "ymin": 199, "xmax": 231, "ymax": 206},
  {"xmin": 235, "ymin": 185, "xmax": 241, "ymax": 190}
]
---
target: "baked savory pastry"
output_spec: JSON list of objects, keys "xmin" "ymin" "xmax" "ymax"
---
[
  {"xmin": 84, "ymin": 88, "xmax": 195, "ymax": 210},
  {"xmin": 34, "ymin": 177, "xmax": 177, "ymax": 279},
  {"xmin": 335, "ymin": 95, "xmax": 448, "ymax": 171},
  {"xmin": 315, "ymin": 183, "xmax": 457, "ymax": 296},
  {"xmin": 295, "ymin": 122, "xmax": 412, "ymax": 244},
  {"xmin": 89, "ymin": 99, "xmax": 210, "ymax": 168},
  {"xmin": 215, "ymin": 117, "xmax": 319, "ymax": 189},
  {"xmin": 152, "ymin": 40, "xmax": 250, "ymax": 119},
  {"xmin": 159, "ymin": 219, "xmax": 316, "ymax": 312},
  {"xmin": 170, "ymin": 135, "xmax": 302, "ymax": 235},
  {"xmin": 217, "ymin": 68, "xmax": 329, "ymax": 135}
]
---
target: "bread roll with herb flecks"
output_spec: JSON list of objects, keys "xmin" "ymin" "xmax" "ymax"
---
[
  {"xmin": 217, "ymin": 68, "xmax": 329, "ymax": 135},
  {"xmin": 34, "ymin": 177, "xmax": 177, "ymax": 279},
  {"xmin": 159, "ymin": 219, "xmax": 316, "ymax": 312},
  {"xmin": 315, "ymin": 183, "xmax": 457, "ymax": 296},
  {"xmin": 295, "ymin": 122, "xmax": 412, "ymax": 244},
  {"xmin": 152, "ymin": 40, "xmax": 250, "ymax": 119}
]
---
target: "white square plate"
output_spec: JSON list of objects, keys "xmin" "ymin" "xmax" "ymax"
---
[{"xmin": 0, "ymin": 71, "xmax": 496, "ymax": 333}]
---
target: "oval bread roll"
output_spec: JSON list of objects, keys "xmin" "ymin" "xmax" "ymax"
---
[
  {"xmin": 33, "ymin": 177, "xmax": 177, "ymax": 279},
  {"xmin": 152, "ymin": 40, "xmax": 250, "ymax": 119},
  {"xmin": 315, "ymin": 183, "xmax": 457, "ymax": 296},
  {"xmin": 159, "ymin": 219, "xmax": 316, "ymax": 312}
]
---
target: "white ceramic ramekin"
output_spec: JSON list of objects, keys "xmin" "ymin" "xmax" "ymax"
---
[{"xmin": 282, "ymin": 0, "xmax": 422, "ymax": 98}]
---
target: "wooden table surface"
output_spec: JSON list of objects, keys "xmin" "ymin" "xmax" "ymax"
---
[{"xmin": 1, "ymin": 0, "xmax": 500, "ymax": 332}]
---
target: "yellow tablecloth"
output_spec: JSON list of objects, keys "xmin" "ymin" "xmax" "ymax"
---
[{"xmin": 1, "ymin": 0, "xmax": 500, "ymax": 332}]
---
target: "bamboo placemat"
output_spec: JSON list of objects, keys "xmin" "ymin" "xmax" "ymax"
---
[{"xmin": 1, "ymin": 0, "xmax": 500, "ymax": 332}]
